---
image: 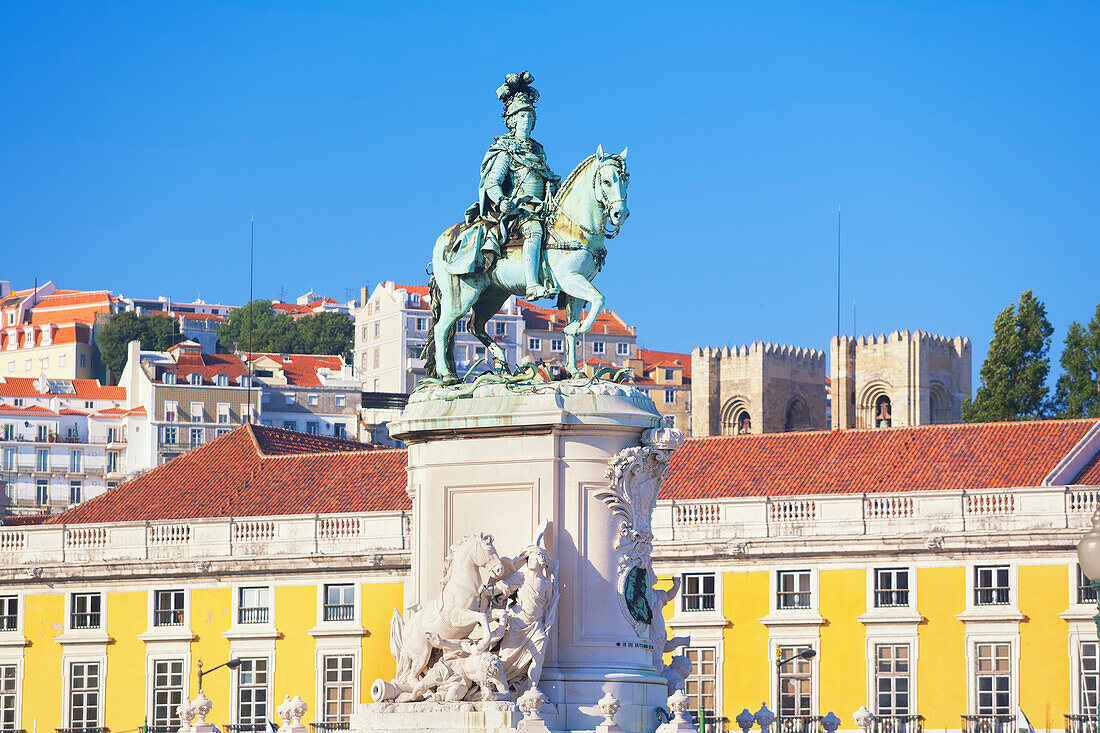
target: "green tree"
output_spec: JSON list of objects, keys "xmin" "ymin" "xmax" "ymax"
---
[
  {"xmin": 96, "ymin": 311, "xmax": 184, "ymax": 378},
  {"xmin": 217, "ymin": 300, "xmax": 302, "ymax": 354},
  {"xmin": 963, "ymin": 289, "xmax": 1054, "ymax": 422},
  {"xmin": 1053, "ymin": 305, "xmax": 1100, "ymax": 418},
  {"xmin": 296, "ymin": 311, "xmax": 354, "ymax": 359}
]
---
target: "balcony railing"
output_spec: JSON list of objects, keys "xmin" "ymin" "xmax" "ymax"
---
[
  {"xmin": 777, "ymin": 715, "xmax": 822, "ymax": 733},
  {"xmin": 69, "ymin": 611, "xmax": 101, "ymax": 629},
  {"xmin": 238, "ymin": 606, "xmax": 269, "ymax": 624},
  {"xmin": 140, "ymin": 726, "xmax": 177, "ymax": 733},
  {"xmin": 776, "ymin": 591, "xmax": 811, "ymax": 610},
  {"xmin": 962, "ymin": 714, "xmax": 1016, "ymax": 733},
  {"xmin": 974, "ymin": 588, "xmax": 1010, "ymax": 606},
  {"xmin": 224, "ymin": 726, "xmax": 267, "ymax": 733},
  {"xmin": 873, "ymin": 590, "xmax": 911, "ymax": 608},
  {"xmin": 873, "ymin": 715, "xmax": 924, "ymax": 733},
  {"xmin": 323, "ymin": 603, "xmax": 354, "ymax": 622},
  {"xmin": 55, "ymin": 728, "xmax": 108, "ymax": 733},
  {"xmin": 153, "ymin": 608, "xmax": 184, "ymax": 627},
  {"xmin": 1066, "ymin": 714, "xmax": 1099, "ymax": 733},
  {"xmin": 0, "ymin": 615, "xmax": 17, "ymax": 631},
  {"xmin": 310, "ymin": 724, "xmax": 350, "ymax": 732}
]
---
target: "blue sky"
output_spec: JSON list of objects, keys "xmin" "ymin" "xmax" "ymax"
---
[{"xmin": 2, "ymin": 2, "xmax": 1097, "ymax": 378}]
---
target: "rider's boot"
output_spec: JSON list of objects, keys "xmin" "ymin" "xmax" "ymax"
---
[{"xmin": 523, "ymin": 235, "xmax": 550, "ymax": 300}]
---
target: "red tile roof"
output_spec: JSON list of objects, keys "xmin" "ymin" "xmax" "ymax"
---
[
  {"xmin": 0, "ymin": 377, "xmax": 125, "ymax": 400},
  {"xmin": 636, "ymin": 349, "xmax": 692, "ymax": 381},
  {"xmin": 1074, "ymin": 450, "xmax": 1100, "ymax": 486},
  {"xmin": 52, "ymin": 424, "xmax": 408, "ymax": 524},
  {"xmin": 519, "ymin": 300, "xmax": 635, "ymax": 336},
  {"xmin": 156, "ymin": 352, "xmax": 250, "ymax": 384},
  {"xmin": 242, "ymin": 353, "xmax": 346, "ymax": 387},
  {"xmin": 661, "ymin": 419, "xmax": 1099, "ymax": 500}
]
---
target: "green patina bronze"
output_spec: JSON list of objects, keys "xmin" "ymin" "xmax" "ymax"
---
[
  {"xmin": 422, "ymin": 71, "xmax": 630, "ymax": 382},
  {"xmin": 623, "ymin": 566, "xmax": 653, "ymax": 625}
]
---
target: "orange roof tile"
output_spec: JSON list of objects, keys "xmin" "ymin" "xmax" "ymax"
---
[
  {"xmin": 660, "ymin": 419, "xmax": 1099, "ymax": 500},
  {"xmin": 157, "ymin": 352, "xmax": 250, "ymax": 384},
  {"xmin": 637, "ymin": 349, "xmax": 692, "ymax": 380},
  {"xmin": 519, "ymin": 300, "xmax": 634, "ymax": 336},
  {"xmin": 0, "ymin": 378, "xmax": 124, "ymax": 400},
  {"xmin": 243, "ymin": 353, "xmax": 346, "ymax": 387},
  {"xmin": 52, "ymin": 424, "xmax": 408, "ymax": 524},
  {"xmin": 1074, "ymin": 450, "xmax": 1100, "ymax": 485}
]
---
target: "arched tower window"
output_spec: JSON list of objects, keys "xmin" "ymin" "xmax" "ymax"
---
[
  {"xmin": 874, "ymin": 394, "xmax": 892, "ymax": 428},
  {"xmin": 721, "ymin": 398, "xmax": 751, "ymax": 436},
  {"xmin": 783, "ymin": 396, "xmax": 812, "ymax": 433},
  {"xmin": 929, "ymin": 384, "xmax": 951, "ymax": 424}
]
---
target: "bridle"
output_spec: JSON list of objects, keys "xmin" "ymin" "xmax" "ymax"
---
[
  {"xmin": 593, "ymin": 156, "xmax": 629, "ymax": 239},
  {"xmin": 549, "ymin": 155, "xmax": 629, "ymax": 241}
]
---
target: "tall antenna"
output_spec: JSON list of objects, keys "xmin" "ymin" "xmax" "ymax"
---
[
  {"xmin": 836, "ymin": 207, "xmax": 841, "ymax": 339},
  {"xmin": 247, "ymin": 215, "xmax": 255, "ymax": 424}
]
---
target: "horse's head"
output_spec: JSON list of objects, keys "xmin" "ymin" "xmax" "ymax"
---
[
  {"xmin": 475, "ymin": 532, "xmax": 506, "ymax": 578},
  {"xmin": 595, "ymin": 144, "xmax": 630, "ymax": 227}
]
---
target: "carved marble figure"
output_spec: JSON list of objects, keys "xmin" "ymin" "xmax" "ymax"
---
[
  {"xmin": 649, "ymin": 575, "xmax": 692, "ymax": 684},
  {"xmin": 487, "ymin": 538, "xmax": 558, "ymax": 694},
  {"xmin": 388, "ymin": 533, "xmax": 505, "ymax": 695},
  {"xmin": 378, "ymin": 526, "xmax": 559, "ymax": 704},
  {"xmin": 660, "ymin": 655, "xmax": 693, "ymax": 696},
  {"xmin": 408, "ymin": 648, "xmax": 509, "ymax": 702},
  {"xmin": 423, "ymin": 70, "xmax": 630, "ymax": 381}
]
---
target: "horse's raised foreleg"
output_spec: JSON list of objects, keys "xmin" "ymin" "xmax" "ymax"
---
[
  {"xmin": 557, "ymin": 271, "xmax": 605, "ymax": 338},
  {"xmin": 448, "ymin": 606, "xmax": 496, "ymax": 652},
  {"xmin": 469, "ymin": 288, "xmax": 511, "ymax": 374}
]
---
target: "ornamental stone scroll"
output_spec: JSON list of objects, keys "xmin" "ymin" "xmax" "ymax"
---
[{"xmin": 596, "ymin": 419, "xmax": 685, "ymax": 635}]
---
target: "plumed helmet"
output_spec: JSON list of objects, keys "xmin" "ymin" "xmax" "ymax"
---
[{"xmin": 496, "ymin": 70, "xmax": 539, "ymax": 118}]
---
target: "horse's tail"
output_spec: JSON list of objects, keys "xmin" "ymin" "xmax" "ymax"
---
[
  {"xmin": 421, "ymin": 274, "xmax": 446, "ymax": 378},
  {"xmin": 389, "ymin": 608, "xmax": 403, "ymax": 663}
]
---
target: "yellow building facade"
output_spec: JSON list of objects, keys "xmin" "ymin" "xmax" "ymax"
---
[{"xmin": 4, "ymin": 419, "xmax": 1100, "ymax": 733}]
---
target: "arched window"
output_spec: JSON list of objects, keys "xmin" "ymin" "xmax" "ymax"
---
[
  {"xmin": 874, "ymin": 395, "xmax": 892, "ymax": 428},
  {"xmin": 783, "ymin": 397, "xmax": 812, "ymax": 432},
  {"xmin": 929, "ymin": 384, "xmax": 951, "ymax": 424},
  {"xmin": 720, "ymin": 398, "xmax": 751, "ymax": 436}
]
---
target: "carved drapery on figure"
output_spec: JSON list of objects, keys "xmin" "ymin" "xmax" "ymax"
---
[
  {"xmin": 596, "ymin": 419, "xmax": 685, "ymax": 636},
  {"xmin": 374, "ymin": 525, "xmax": 558, "ymax": 704}
]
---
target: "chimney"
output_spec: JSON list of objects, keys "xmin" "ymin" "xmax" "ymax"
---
[
  {"xmin": 0, "ymin": 282, "xmax": 9, "ymax": 300},
  {"xmin": 360, "ymin": 285, "xmax": 370, "ymax": 306}
]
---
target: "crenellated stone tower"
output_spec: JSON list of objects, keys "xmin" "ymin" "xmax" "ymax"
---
[
  {"xmin": 691, "ymin": 343, "xmax": 828, "ymax": 437},
  {"xmin": 830, "ymin": 330, "xmax": 971, "ymax": 430}
]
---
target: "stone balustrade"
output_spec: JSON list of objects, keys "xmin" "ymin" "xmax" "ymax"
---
[
  {"xmin": 0, "ymin": 510, "xmax": 410, "ymax": 567},
  {"xmin": 654, "ymin": 485, "xmax": 1097, "ymax": 547}
]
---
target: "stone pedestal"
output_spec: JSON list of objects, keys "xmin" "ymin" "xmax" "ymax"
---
[{"xmin": 363, "ymin": 380, "xmax": 670, "ymax": 733}]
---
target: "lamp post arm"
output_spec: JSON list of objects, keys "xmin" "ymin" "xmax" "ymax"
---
[{"xmin": 198, "ymin": 659, "xmax": 238, "ymax": 691}]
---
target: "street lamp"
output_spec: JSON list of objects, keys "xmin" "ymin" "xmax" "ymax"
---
[
  {"xmin": 1077, "ymin": 509, "xmax": 1100, "ymax": 638},
  {"xmin": 776, "ymin": 648, "xmax": 817, "ymax": 725},
  {"xmin": 197, "ymin": 657, "xmax": 242, "ymax": 691}
]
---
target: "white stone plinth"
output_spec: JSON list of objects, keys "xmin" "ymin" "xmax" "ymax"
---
[
  {"xmin": 354, "ymin": 701, "xmax": 521, "ymax": 732},
  {"xmin": 385, "ymin": 379, "xmax": 667, "ymax": 733}
]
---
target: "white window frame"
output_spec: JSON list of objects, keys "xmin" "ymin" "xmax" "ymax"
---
[
  {"xmin": 617, "ymin": 342, "xmax": 630, "ymax": 356},
  {"xmin": 335, "ymin": 394, "xmax": 346, "ymax": 408},
  {"xmin": 65, "ymin": 658, "xmax": 104, "ymax": 729},
  {"xmin": 859, "ymin": 566, "xmax": 921, "ymax": 711},
  {"xmin": 147, "ymin": 656, "xmax": 188, "ymax": 728},
  {"xmin": 0, "ymin": 661, "xmax": 21, "ymax": 733},
  {"xmin": 551, "ymin": 339, "xmax": 563, "ymax": 352},
  {"xmin": 231, "ymin": 655, "xmax": 273, "ymax": 726},
  {"xmin": 528, "ymin": 337, "xmax": 541, "ymax": 351},
  {"xmin": 592, "ymin": 341, "xmax": 605, "ymax": 354},
  {"xmin": 664, "ymin": 389, "xmax": 676, "ymax": 405}
]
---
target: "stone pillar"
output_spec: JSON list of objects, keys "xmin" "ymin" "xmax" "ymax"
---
[{"xmin": 386, "ymin": 380, "xmax": 672, "ymax": 733}]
